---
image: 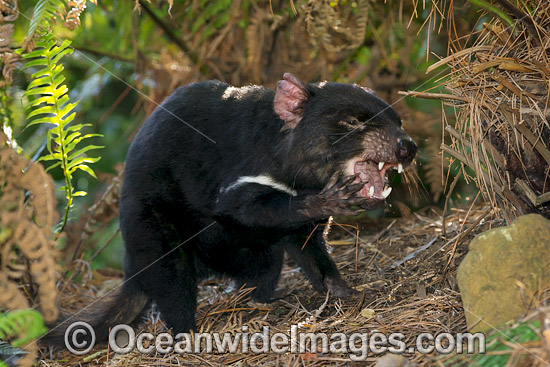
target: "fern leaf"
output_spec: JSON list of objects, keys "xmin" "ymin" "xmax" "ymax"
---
[
  {"xmin": 44, "ymin": 161, "xmax": 62, "ymax": 171},
  {"xmin": 74, "ymin": 164, "xmax": 98, "ymax": 178},
  {"xmin": 65, "ymin": 133, "xmax": 102, "ymax": 153},
  {"xmin": 29, "ymin": 95, "xmax": 55, "ymax": 107},
  {"xmin": 20, "ymin": 32, "xmax": 103, "ymax": 232},
  {"xmin": 0, "ymin": 310, "xmax": 47, "ymax": 348},
  {"xmin": 67, "ymin": 145, "xmax": 103, "ymax": 161},
  {"xmin": 67, "ymin": 156, "xmax": 100, "ymax": 171},
  {"xmin": 28, "ymin": 0, "xmax": 67, "ymax": 38}
]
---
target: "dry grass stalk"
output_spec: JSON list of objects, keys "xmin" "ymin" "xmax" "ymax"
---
[{"xmin": 404, "ymin": 0, "xmax": 550, "ymax": 222}]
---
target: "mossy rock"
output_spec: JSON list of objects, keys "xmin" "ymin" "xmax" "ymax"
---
[{"xmin": 457, "ymin": 214, "xmax": 550, "ymax": 332}]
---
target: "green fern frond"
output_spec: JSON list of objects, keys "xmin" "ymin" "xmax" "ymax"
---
[
  {"xmin": 28, "ymin": 0, "xmax": 67, "ymax": 38},
  {"xmin": 20, "ymin": 33, "xmax": 103, "ymax": 232},
  {"xmin": 0, "ymin": 309, "xmax": 47, "ymax": 348}
]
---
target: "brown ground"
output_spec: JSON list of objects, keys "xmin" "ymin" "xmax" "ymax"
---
[{"xmin": 40, "ymin": 205, "xmax": 549, "ymax": 366}]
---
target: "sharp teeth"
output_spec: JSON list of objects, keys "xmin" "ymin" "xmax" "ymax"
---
[
  {"xmin": 368, "ymin": 186, "xmax": 375, "ymax": 197},
  {"xmin": 382, "ymin": 186, "xmax": 392, "ymax": 198},
  {"xmin": 378, "ymin": 162, "xmax": 385, "ymax": 170},
  {"xmin": 398, "ymin": 163, "xmax": 403, "ymax": 174}
]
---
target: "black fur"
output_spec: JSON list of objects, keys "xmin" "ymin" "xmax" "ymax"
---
[{"xmin": 44, "ymin": 74, "xmax": 417, "ymax": 343}]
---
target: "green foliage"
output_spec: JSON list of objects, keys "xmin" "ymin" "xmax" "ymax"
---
[
  {"xmin": 188, "ymin": 0, "xmax": 233, "ymax": 41},
  {"xmin": 0, "ymin": 88, "xmax": 13, "ymax": 133},
  {"xmin": 467, "ymin": 0, "xmax": 514, "ymax": 26},
  {"xmin": 355, "ymin": 46, "xmax": 372, "ymax": 66},
  {"xmin": 442, "ymin": 321, "xmax": 541, "ymax": 366},
  {"xmin": 20, "ymin": 33, "xmax": 103, "ymax": 232},
  {"xmin": 469, "ymin": 321, "xmax": 540, "ymax": 366},
  {"xmin": 0, "ymin": 309, "xmax": 47, "ymax": 348},
  {"xmin": 28, "ymin": 0, "xmax": 67, "ymax": 38}
]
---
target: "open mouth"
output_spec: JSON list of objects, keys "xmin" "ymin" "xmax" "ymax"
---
[{"xmin": 353, "ymin": 160, "xmax": 403, "ymax": 200}]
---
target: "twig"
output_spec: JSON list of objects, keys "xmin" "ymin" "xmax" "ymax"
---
[
  {"xmin": 500, "ymin": 106, "xmax": 550, "ymax": 165},
  {"xmin": 206, "ymin": 307, "xmax": 272, "ymax": 316},
  {"xmin": 441, "ymin": 144, "xmax": 469, "ymax": 165},
  {"xmin": 425, "ymin": 45, "xmax": 494, "ymax": 73},
  {"xmin": 390, "ymin": 236, "xmax": 438, "ymax": 269},
  {"xmin": 313, "ymin": 291, "xmax": 331, "ymax": 319},
  {"xmin": 74, "ymin": 46, "xmax": 134, "ymax": 63},
  {"xmin": 442, "ymin": 170, "xmax": 463, "ymax": 238},
  {"xmin": 302, "ymin": 223, "xmax": 321, "ymax": 250},
  {"xmin": 536, "ymin": 192, "xmax": 550, "ymax": 207},
  {"xmin": 138, "ymin": 0, "xmax": 210, "ymax": 75},
  {"xmin": 88, "ymin": 229, "xmax": 121, "ymax": 264},
  {"xmin": 399, "ymin": 90, "xmax": 470, "ymax": 102},
  {"xmin": 399, "ymin": 90, "xmax": 494, "ymax": 109},
  {"xmin": 82, "ymin": 348, "xmax": 107, "ymax": 362},
  {"xmin": 442, "ymin": 205, "xmax": 491, "ymax": 275}
]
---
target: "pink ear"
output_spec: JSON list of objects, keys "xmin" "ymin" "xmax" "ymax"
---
[{"xmin": 274, "ymin": 73, "xmax": 308, "ymax": 129}]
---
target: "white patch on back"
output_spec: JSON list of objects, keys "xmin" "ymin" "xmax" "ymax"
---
[
  {"xmin": 221, "ymin": 86, "xmax": 239, "ymax": 100},
  {"xmin": 221, "ymin": 85, "xmax": 263, "ymax": 100},
  {"xmin": 221, "ymin": 175, "xmax": 298, "ymax": 196}
]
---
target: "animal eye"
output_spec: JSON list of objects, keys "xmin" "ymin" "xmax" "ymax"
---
[{"xmin": 339, "ymin": 118, "xmax": 362, "ymax": 127}]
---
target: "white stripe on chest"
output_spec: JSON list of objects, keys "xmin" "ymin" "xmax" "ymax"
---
[{"xmin": 221, "ymin": 175, "xmax": 298, "ymax": 196}]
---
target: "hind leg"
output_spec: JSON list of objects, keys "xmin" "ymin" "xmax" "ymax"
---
[
  {"xmin": 196, "ymin": 234, "xmax": 284, "ymax": 303},
  {"xmin": 121, "ymin": 202, "xmax": 199, "ymax": 332}
]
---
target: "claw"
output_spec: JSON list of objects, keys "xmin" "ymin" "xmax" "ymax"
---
[
  {"xmin": 327, "ymin": 171, "xmax": 340, "ymax": 189},
  {"xmin": 342, "ymin": 174, "xmax": 358, "ymax": 185}
]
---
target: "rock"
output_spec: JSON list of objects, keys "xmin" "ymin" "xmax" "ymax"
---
[
  {"xmin": 457, "ymin": 214, "xmax": 550, "ymax": 332},
  {"xmin": 375, "ymin": 354, "xmax": 412, "ymax": 367}
]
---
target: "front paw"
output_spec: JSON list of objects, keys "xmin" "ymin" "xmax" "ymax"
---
[
  {"xmin": 325, "ymin": 277, "xmax": 361, "ymax": 299},
  {"xmin": 315, "ymin": 172, "xmax": 370, "ymax": 217}
]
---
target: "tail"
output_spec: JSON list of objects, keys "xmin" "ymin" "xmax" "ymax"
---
[{"xmin": 40, "ymin": 281, "xmax": 149, "ymax": 347}]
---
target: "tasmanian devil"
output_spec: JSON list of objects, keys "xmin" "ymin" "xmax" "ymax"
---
[{"xmin": 44, "ymin": 73, "xmax": 416, "ymax": 343}]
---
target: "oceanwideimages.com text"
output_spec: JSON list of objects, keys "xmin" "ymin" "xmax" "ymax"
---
[{"xmin": 64, "ymin": 322, "xmax": 486, "ymax": 360}]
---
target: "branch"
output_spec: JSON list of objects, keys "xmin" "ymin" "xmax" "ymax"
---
[
  {"xmin": 138, "ymin": 0, "xmax": 210, "ymax": 75},
  {"xmin": 492, "ymin": 0, "xmax": 540, "ymax": 45},
  {"xmin": 74, "ymin": 46, "xmax": 134, "ymax": 63}
]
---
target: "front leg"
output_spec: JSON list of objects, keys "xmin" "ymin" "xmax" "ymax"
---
[
  {"xmin": 282, "ymin": 230, "xmax": 359, "ymax": 299},
  {"xmin": 214, "ymin": 173, "xmax": 367, "ymax": 230}
]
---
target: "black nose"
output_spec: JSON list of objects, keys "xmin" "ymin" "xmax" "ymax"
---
[{"xmin": 395, "ymin": 138, "xmax": 417, "ymax": 164}]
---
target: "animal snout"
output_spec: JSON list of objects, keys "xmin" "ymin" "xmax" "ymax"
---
[{"xmin": 395, "ymin": 138, "xmax": 417, "ymax": 164}]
